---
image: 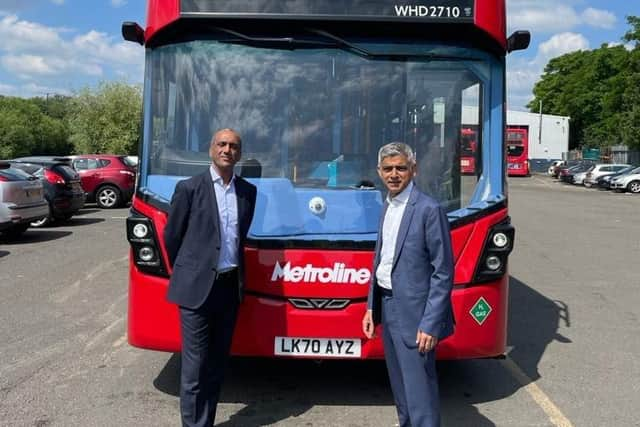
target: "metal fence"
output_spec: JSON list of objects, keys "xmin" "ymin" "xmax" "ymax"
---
[
  {"xmin": 561, "ymin": 146, "xmax": 640, "ymax": 165},
  {"xmin": 608, "ymin": 146, "xmax": 640, "ymax": 166}
]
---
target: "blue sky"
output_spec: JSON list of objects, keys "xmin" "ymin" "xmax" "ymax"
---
[{"xmin": 0, "ymin": 0, "xmax": 637, "ymax": 111}]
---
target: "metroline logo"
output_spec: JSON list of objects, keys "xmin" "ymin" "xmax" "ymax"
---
[{"xmin": 270, "ymin": 262, "xmax": 371, "ymax": 285}]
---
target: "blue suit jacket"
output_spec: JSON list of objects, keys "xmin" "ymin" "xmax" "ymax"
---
[
  {"xmin": 367, "ymin": 184, "xmax": 455, "ymax": 346},
  {"xmin": 164, "ymin": 170, "xmax": 257, "ymax": 309}
]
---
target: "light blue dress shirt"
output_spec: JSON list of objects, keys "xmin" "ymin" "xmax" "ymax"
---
[
  {"xmin": 376, "ymin": 181, "xmax": 413, "ymax": 290},
  {"xmin": 209, "ymin": 166, "xmax": 239, "ymax": 272}
]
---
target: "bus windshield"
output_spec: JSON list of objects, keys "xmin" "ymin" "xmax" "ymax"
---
[
  {"xmin": 507, "ymin": 145, "xmax": 524, "ymax": 157},
  {"xmin": 141, "ymin": 37, "xmax": 496, "ymax": 240}
]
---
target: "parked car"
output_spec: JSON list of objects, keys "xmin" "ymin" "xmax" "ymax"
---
[
  {"xmin": 69, "ymin": 155, "xmax": 136, "ymax": 208},
  {"xmin": 572, "ymin": 170, "xmax": 589, "ymax": 185},
  {"xmin": 583, "ymin": 163, "xmax": 631, "ymax": 188},
  {"xmin": 553, "ymin": 160, "xmax": 581, "ymax": 179},
  {"xmin": 547, "ymin": 160, "xmax": 565, "ymax": 176},
  {"xmin": 556, "ymin": 160, "xmax": 596, "ymax": 181},
  {"xmin": 559, "ymin": 163, "xmax": 590, "ymax": 183},
  {"xmin": 0, "ymin": 162, "xmax": 49, "ymax": 237},
  {"xmin": 597, "ymin": 166, "xmax": 639, "ymax": 190},
  {"xmin": 10, "ymin": 157, "xmax": 85, "ymax": 226},
  {"xmin": 610, "ymin": 168, "xmax": 640, "ymax": 193}
]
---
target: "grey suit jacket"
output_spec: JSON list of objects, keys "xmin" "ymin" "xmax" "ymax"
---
[
  {"xmin": 164, "ymin": 170, "xmax": 257, "ymax": 309},
  {"xmin": 367, "ymin": 184, "xmax": 455, "ymax": 346}
]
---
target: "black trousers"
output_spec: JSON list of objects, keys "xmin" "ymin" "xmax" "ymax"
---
[{"xmin": 178, "ymin": 270, "xmax": 239, "ymax": 427}]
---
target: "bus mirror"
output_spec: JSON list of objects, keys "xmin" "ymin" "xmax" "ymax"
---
[
  {"xmin": 122, "ymin": 21, "xmax": 145, "ymax": 45},
  {"xmin": 507, "ymin": 31, "xmax": 530, "ymax": 53}
]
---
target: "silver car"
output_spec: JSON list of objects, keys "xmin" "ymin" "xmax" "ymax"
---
[{"xmin": 0, "ymin": 161, "xmax": 49, "ymax": 238}]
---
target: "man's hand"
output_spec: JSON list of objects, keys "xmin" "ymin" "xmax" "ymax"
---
[
  {"xmin": 416, "ymin": 330, "xmax": 438, "ymax": 353},
  {"xmin": 362, "ymin": 310, "xmax": 375, "ymax": 339}
]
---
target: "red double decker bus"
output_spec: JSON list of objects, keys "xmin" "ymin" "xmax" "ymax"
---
[
  {"xmin": 460, "ymin": 127, "xmax": 478, "ymax": 175},
  {"xmin": 123, "ymin": 0, "xmax": 529, "ymax": 360},
  {"xmin": 506, "ymin": 127, "xmax": 530, "ymax": 176}
]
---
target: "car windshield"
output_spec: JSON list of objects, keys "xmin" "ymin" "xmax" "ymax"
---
[
  {"xmin": 0, "ymin": 167, "xmax": 34, "ymax": 181},
  {"xmin": 122, "ymin": 156, "xmax": 138, "ymax": 168},
  {"xmin": 627, "ymin": 166, "xmax": 640, "ymax": 174},
  {"xmin": 140, "ymin": 36, "xmax": 501, "ymax": 239}
]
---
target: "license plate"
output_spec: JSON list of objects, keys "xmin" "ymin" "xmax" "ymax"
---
[
  {"xmin": 25, "ymin": 188, "xmax": 41, "ymax": 198},
  {"xmin": 274, "ymin": 337, "xmax": 361, "ymax": 358}
]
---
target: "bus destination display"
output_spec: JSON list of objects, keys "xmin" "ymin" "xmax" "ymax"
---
[{"xmin": 181, "ymin": 0, "xmax": 475, "ymax": 21}]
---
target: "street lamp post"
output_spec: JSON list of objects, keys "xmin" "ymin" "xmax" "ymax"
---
[{"xmin": 538, "ymin": 99, "xmax": 543, "ymax": 145}]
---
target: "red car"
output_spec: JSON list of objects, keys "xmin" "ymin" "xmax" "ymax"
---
[{"xmin": 70, "ymin": 155, "xmax": 136, "ymax": 208}]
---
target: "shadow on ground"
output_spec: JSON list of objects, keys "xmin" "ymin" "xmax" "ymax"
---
[
  {"xmin": 152, "ymin": 275, "xmax": 570, "ymax": 426},
  {"xmin": 0, "ymin": 230, "xmax": 72, "ymax": 244}
]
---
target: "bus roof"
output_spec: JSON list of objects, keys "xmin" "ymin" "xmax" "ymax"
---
[{"xmin": 144, "ymin": 0, "xmax": 506, "ymax": 50}]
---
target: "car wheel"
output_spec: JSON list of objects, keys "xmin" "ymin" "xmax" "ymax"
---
[
  {"xmin": 627, "ymin": 180, "xmax": 640, "ymax": 194},
  {"xmin": 96, "ymin": 185, "xmax": 122, "ymax": 208},
  {"xmin": 31, "ymin": 206, "xmax": 51, "ymax": 227}
]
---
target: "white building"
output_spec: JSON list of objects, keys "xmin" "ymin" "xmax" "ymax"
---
[
  {"xmin": 507, "ymin": 110, "xmax": 570, "ymax": 161},
  {"xmin": 462, "ymin": 107, "xmax": 570, "ymax": 161}
]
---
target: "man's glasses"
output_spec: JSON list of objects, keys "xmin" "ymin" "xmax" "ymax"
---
[{"xmin": 380, "ymin": 165, "xmax": 410, "ymax": 173}]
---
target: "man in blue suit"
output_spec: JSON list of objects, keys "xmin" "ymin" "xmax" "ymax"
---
[
  {"xmin": 363, "ymin": 142, "xmax": 454, "ymax": 427},
  {"xmin": 164, "ymin": 128, "xmax": 257, "ymax": 427}
]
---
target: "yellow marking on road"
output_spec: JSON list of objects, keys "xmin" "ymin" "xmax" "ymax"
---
[
  {"xmin": 84, "ymin": 317, "xmax": 125, "ymax": 351},
  {"xmin": 501, "ymin": 356, "xmax": 574, "ymax": 427},
  {"xmin": 112, "ymin": 334, "xmax": 127, "ymax": 348}
]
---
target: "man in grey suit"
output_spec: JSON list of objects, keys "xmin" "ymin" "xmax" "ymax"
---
[
  {"xmin": 164, "ymin": 128, "xmax": 257, "ymax": 427},
  {"xmin": 362, "ymin": 142, "xmax": 454, "ymax": 427}
]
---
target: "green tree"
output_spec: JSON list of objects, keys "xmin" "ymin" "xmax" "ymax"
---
[
  {"xmin": 0, "ymin": 96, "xmax": 71, "ymax": 158},
  {"xmin": 623, "ymin": 16, "xmax": 640, "ymax": 48},
  {"xmin": 67, "ymin": 82, "xmax": 142, "ymax": 155}
]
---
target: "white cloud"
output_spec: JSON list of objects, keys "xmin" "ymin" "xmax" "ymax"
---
[
  {"xmin": 0, "ymin": 14, "xmax": 64, "ymax": 54},
  {"xmin": 536, "ymin": 32, "xmax": 589, "ymax": 62},
  {"xmin": 21, "ymin": 82, "xmax": 71, "ymax": 96},
  {"xmin": 1, "ymin": 54, "xmax": 55, "ymax": 75},
  {"xmin": 0, "ymin": 13, "xmax": 143, "ymax": 91},
  {"xmin": 110, "ymin": 0, "xmax": 127, "ymax": 7},
  {"xmin": 581, "ymin": 8, "xmax": 616, "ymax": 29},
  {"xmin": 0, "ymin": 81, "xmax": 71, "ymax": 97},
  {"xmin": 72, "ymin": 30, "xmax": 141, "ymax": 65},
  {"xmin": 507, "ymin": 1, "xmax": 618, "ymax": 34},
  {"xmin": 0, "ymin": 81, "xmax": 17, "ymax": 94},
  {"xmin": 508, "ymin": 3, "xmax": 580, "ymax": 33}
]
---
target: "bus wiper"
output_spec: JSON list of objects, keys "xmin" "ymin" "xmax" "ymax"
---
[
  {"xmin": 306, "ymin": 28, "xmax": 481, "ymax": 61},
  {"xmin": 215, "ymin": 27, "xmax": 334, "ymax": 48},
  {"xmin": 305, "ymin": 29, "xmax": 373, "ymax": 57}
]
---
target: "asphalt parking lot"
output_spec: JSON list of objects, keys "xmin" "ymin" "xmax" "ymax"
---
[{"xmin": 0, "ymin": 179, "xmax": 638, "ymax": 427}]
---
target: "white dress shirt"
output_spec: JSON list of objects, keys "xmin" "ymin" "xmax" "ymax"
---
[
  {"xmin": 376, "ymin": 182, "xmax": 413, "ymax": 290},
  {"xmin": 209, "ymin": 166, "xmax": 239, "ymax": 272}
]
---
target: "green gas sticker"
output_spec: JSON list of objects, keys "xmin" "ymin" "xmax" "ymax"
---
[{"xmin": 470, "ymin": 297, "xmax": 492, "ymax": 325}]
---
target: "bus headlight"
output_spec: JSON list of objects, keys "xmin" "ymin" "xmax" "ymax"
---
[
  {"xmin": 485, "ymin": 255, "xmax": 502, "ymax": 271},
  {"xmin": 473, "ymin": 219, "xmax": 515, "ymax": 283},
  {"xmin": 127, "ymin": 212, "xmax": 168, "ymax": 277},
  {"xmin": 132, "ymin": 223, "xmax": 149, "ymax": 239},
  {"xmin": 139, "ymin": 246, "xmax": 155, "ymax": 262},
  {"xmin": 492, "ymin": 232, "xmax": 508, "ymax": 248}
]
